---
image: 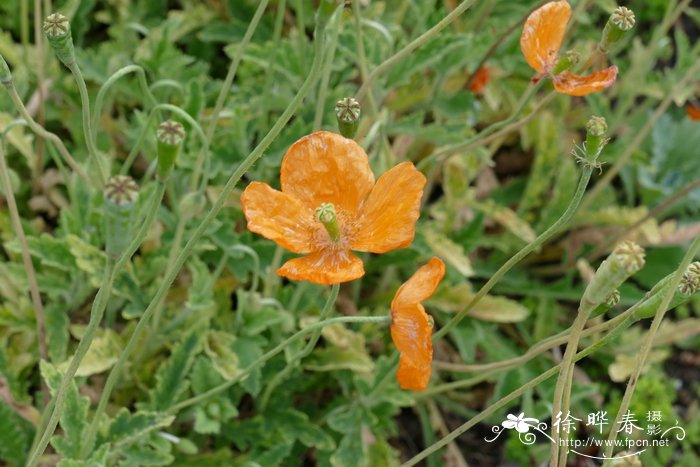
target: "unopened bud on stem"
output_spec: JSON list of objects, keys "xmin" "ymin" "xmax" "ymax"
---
[
  {"xmin": 44, "ymin": 13, "xmax": 76, "ymax": 67},
  {"xmin": 103, "ymin": 176, "xmax": 139, "ymax": 257},
  {"xmin": 335, "ymin": 97, "xmax": 361, "ymax": 139},
  {"xmin": 583, "ymin": 241, "xmax": 645, "ymax": 307},
  {"xmin": 0, "ymin": 55, "xmax": 12, "ymax": 84},
  {"xmin": 156, "ymin": 119, "xmax": 185, "ymax": 180},
  {"xmin": 601, "ymin": 6, "xmax": 635, "ymax": 52},
  {"xmin": 585, "ymin": 115, "xmax": 608, "ymax": 162}
]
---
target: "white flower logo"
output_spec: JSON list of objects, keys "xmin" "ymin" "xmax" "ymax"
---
[{"xmin": 502, "ymin": 413, "xmax": 540, "ymax": 433}]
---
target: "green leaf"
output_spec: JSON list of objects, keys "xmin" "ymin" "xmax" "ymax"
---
[
  {"xmin": 67, "ymin": 235, "xmax": 107, "ymax": 288},
  {"xmin": 0, "ymin": 401, "xmax": 32, "ymax": 466},
  {"xmin": 45, "ymin": 303, "xmax": 70, "ymax": 363},
  {"xmin": 59, "ymin": 328, "xmax": 121, "ymax": 377},
  {"xmin": 147, "ymin": 332, "xmax": 202, "ymax": 411},
  {"xmin": 40, "ymin": 361, "xmax": 90, "ymax": 459},
  {"xmin": 203, "ymin": 330, "xmax": 239, "ymax": 380}
]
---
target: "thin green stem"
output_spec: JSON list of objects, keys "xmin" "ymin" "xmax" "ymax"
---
[
  {"xmin": 356, "ymin": 0, "xmax": 477, "ymax": 101},
  {"xmin": 0, "ymin": 137, "xmax": 48, "ymax": 397},
  {"xmin": 434, "ymin": 166, "xmax": 593, "ymax": 340},
  {"xmin": 603, "ymin": 234, "xmax": 700, "ymax": 461},
  {"xmin": 313, "ymin": 11, "xmax": 340, "ymax": 131},
  {"xmin": 91, "ymin": 65, "xmax": 158, "ymax": 150},
  {"xmin": 68, "ymin": 62, "xmax": 108, "ymax": 185},
  {"xmin": 28, "ymin": 182, "xmax": 166, "ymax": 466},
  {"xmin": 171, "ymin": 314, "xmax": 390, "ymax": 414},
  {"xmin": 204, "ymin": 0, "xmax": 269, "ymax": 144},
  {"xmin": 83, "ymin": 18, "xmax": 331, "ymax": 452},
  {"xmin": 2, "ymin": 81, "xmax": 93, "ymax": 186},
  {"xmin": 259, "ymin": 284, "xmax": 340, "ymax": 410}
]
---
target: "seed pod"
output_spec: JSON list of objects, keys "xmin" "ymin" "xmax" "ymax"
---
[
  {"xmin": 679, "ymin": 261, "xmax": 700, "ymax": 296},
  {"xmin": 600, "ymin": 7, "xmax": 635, "ymax": 52},
  {"xmin": 43, "ymin": 13, "xmax": 76, "ymax": 67},
  {"xmin": 335, "ymin": 97, "xmax": 361, "ymax": 139},
  {"xmin": 583, "ymin": 241, "xmax": 645, "ymax": 307},
  {"xmin": 156, "ymin": 120, "xmax": 185, "ymax": 180},
  {"xmin": 585, "ymin": 115, "xmax": 608, "ymax": 162},
  {"xmin": 103, "ymin": 175, "xmax": 139, "ymax": 258},
  {"xmin": 552, "ymin": 50, "xmax": 581, "ymax": 75},
  {"xmin": 0, "ymin": 54, "xmax": 12, "ymax": 84}
]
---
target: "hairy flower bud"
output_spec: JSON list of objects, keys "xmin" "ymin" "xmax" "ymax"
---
[
  {"xmin": 601, "ymin": 7, "xmax": 635, "ymax": 52},
  {"xmin": 585, "ymin": 115, "xmax": 608, "ymax": 162},
  {"xmin": 103, "ymin": 175, "xmax": 139, "ymax": 257},
  {"xmin": 0, "ymin": 54, "xmax": 12, "ymax": 84},
  {"xmin": 583, "ymin": 241, "xmax": 645, "ymax": 307},
  {"xmin": 44, "ymin": 13, "xmax": 76, "ymax": 67},
  {"xmin": 335, "ymin": 97, "xmax": 361, "ymax": 139},
  {"xmin": 156, "ymin": 119, "xmax": 185, "ymax": 180}
]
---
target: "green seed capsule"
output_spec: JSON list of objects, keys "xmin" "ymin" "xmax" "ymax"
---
[
  {"xmin": 600, "ymin": 6, "xmax": 635, "ymax": 52},
  {"xmin": 103, "ymin": 175, "xmax": 139, "ymax": 258},
  {"xmin": 43, "ymin": 13, "xmax": 76, "ymax": 67},
  {"xmin": 156, "ymin": 120, "xmax": 185, "ymax": 180},
  {"xmin": 583, "ymin": 241, "xmax": 645, "ymax": 307},
  {"xmin": 335, "ymin": 97, "xmax": 361, "ymax": 139},
  {"xmin": 585, "ymin": 115, "xmax": 608, "ymax": 163}
]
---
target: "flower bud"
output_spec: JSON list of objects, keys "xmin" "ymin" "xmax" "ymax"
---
[
  {"xmin": 600, "ymin": 7, "xmax": 635, "ymax": 52},
  {"xmin": 552, "ymin": 50, "xmax": 580, "ymax": 75},
  {"xmin": 103, "ymin": 175, "xmax": 139, "ymax": 258},
  {"xmin": 43, "ymin": 13, "xmax": 76, "ymax": 67},
  {"xmin": 156, "ymin": 119, "xmax": 185, "ymax": 180},
  {"xmin": 335, "ymin": 97, "xmax": 361, "ymax": 139},
  {"xmin": 585, "ymin": 115, "xmax": 608, "ymax": 162},
  {"xmin": 679, "ymin": 261, "xmax": 700, "ymax": 296},
  {"xmin": 583, "ymin": 241, "xmax": 645, "ymax": 307},
  {"xmin": 0, "ymin": 54, "xmax": 12, "ymax": 84}
]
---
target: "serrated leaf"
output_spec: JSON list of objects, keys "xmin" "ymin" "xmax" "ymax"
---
[
  {"xmin": 147, "ymin": 333, "xmax": 202, "ymax": 411},
  {"xmin": 66, "ymin": 235, "xmax": 107, "ymax": 287},
  {"xmin": 203, "ymin": 330, "xmax": 239, "ymax": 380},
  {"xmin": 0, "ymin": 401, "xmax": 31, "ymax": 465},
  {"xmin": 60, "ymin": 328, "xmax": 121, "ymax": 377},
  {"xmin": 40, "ymin": 361, "xmax": 90, "ymax": 458}
]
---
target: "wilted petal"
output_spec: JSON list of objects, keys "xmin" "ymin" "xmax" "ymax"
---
[
  {"xmin": 552, "ymin": 66, "xmax": 618, "ymax": 96},
  {"xmin": 351, "ymin": 162, "xmax": 425, "ymax": 254},
  {"xmin": 392, "ymin": 258, "xmax": 446, "ymax": 311},
  {"xmin": 520, "ymin": 0, "xmax": 572, "ymax": 73},
  {"xmin": 277, "ymin": 249, "xmax": 364, "ymax": 285},
  {"xmin": 241, "ymin": 182, "xmax": 319, "ymax": 254},
  {"xmin": 281, "ymin": 131, "xmax": 375, "ymax": 216}
]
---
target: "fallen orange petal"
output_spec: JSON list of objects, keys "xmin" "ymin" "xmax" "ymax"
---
[
  {"xmin": 520, "ymin": 0, "xmax": 572, "ymax": 73},
  {"xmin": 351, "ymin": 162, "xmax": 426, "ymax": 254},
  {"xmin": 552, "ymin": 66, "xmax": 618, "ymax": 96},
  {"xmin": 280, "ymin": 131, "xmax": 375, "ymax": 216},
  {"xmin": 687, "ymin": 104, "xmax": 700, "ymax": 121},
  {"xmin": 469, "ymin": 66, "xmax": 491, "ymax": 94},
  {"xmin": 277, "ymin": 249, "xmax": 365, "ymax": 285},
  {"xmin": 241, "ymin": 181, "xmax": 319, "ymax": 254},
  {"xmin": 390, "ymin": 258, "xmax": 446, "ymax": 391}
]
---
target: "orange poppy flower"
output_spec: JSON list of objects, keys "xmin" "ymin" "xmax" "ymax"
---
[
  {"xmin": 520, "ymin": 0, "xmax": 618, "ymax": 96},
  {"xmin": 241, "ymin": 131, "xmax": 426, "ymax": 285},
  {"xmin": 390, "ymin": 257, "xmax": 445, "ymax": 391},
  {"xmin": 687, "ymin": 104, "xmax": 700, "ymax": 121},
  {"xmin": 469, "ymin": 66, "xmax": 491, "ymax": 94}
]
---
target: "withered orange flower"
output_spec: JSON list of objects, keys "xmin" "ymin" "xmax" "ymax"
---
[
  {"xmin": 687, "ymin": 104, "xmax": 700, "ymax": 121},
  {"xmin": 241, "ymin": 131, "xmax": 426, "ymax": 285},
  {"xmin": 390, "ymin": 257, "xmax": 445, "ymax": 391},
  {"xmin": 520, "ymin": 0, "xmax": 618, "ymax": 96},
  {"xmin": 469, "ymin": 66, "xmax": 491, "ymax": 94}
]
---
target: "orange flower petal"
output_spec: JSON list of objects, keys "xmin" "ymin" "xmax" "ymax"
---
[
  {"xmin": 280, "ymin": 131, "xmax": 375, "ymax": 216},
  {"xmin": 552, "ymin": 66, "xmax": 618, "ymax": 96},
  {"xmin": 277, "ymin": 249, "xmax": 364, "ymax": 285},
  {"xmin": 469, "ymin": 66, "xmax": 491, "ymax": 94},
  {"xmin": 687, "ymin": 104, "xmax": 700, "ymax": 121},
  {"xmin": 393, "ymin": 303, "xmax": 433, "ymax": 390},
  {"xmin": 241, "ymin": 182, "xmax": 319, "ymax": 254},
  {"xmin": 390, "ymin": 258, "xmax": 446, "ymax": 391},
  {"xmin": 520, "ymin": 0, "xmax": 572, "ymax": 73},
  {"xmin": 350, "ymin": 162, "xmax": 426, "ymax": 254},
  {"xmin": 392, "ymin": 257, "xmax": 446, "ymax": 311}
]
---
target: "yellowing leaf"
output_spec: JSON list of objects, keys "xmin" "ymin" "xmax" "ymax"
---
[
  {"xmin": 61, "ymin": 328, "xmax": 121, "ymax": 377},
  {"xmin": 425, "ymin": 228, "xmax": 474, "ymax": 277},
  {"xmin": 204, "ymin": 331, "xmax": 239, "ymax": 380},
  {"xmin": 466, "ymin": 294, "xmax": 530, "ymax": 323}
]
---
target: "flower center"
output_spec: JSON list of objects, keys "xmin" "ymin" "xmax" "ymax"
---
[{"xmin": 315, "ymin": 203, "xmax": 341, "ymax": 242}]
